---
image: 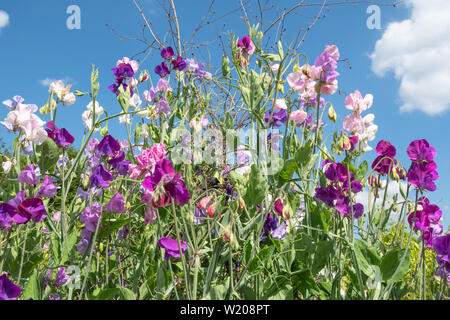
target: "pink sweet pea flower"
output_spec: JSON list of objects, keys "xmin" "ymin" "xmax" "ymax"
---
[
  {"xmin": 344, "ymin": 90, "xmax": 373, "ymax": 113},
  {"xmin": 289, "ymin": 107, "xmax": 308, "ymax": 126}
]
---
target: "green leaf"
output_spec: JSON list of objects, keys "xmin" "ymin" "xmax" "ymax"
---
[
  {"xmin": 295, "ymin": 141, "xmax": 318, "ymax": 178},
  {"xmin": 354, "ymin": 239, "xmax": 381, "ymax": 277},
  {"xmin": 247, "ymin": 246, "xmax": 274, "ymax": 276},
  {"xmin": 312, "ymin": 241, "xmax": 334, "ymax": 275},
  {"xmin": 35, "ymin": 138, "xmax": 60, "ymax": 173},
  {"xmin": 380, "ymin": 249, "xmax": 410, "ymax": 283},
  {"xmin": 245, "ymin": 165, "xmax": 268, "ymax": 207},
  {"xmin": 279, "ymin": 159, "xmax": 297, "ymax": 181},
  {"xmin": 117, "ymin": 85, "xmax": 131, "ymax": 113},
  {"xmin": 23, "ymin": 270, "xmax": 40, "ymax": 300},
  {"xmin": 356, "ymin": 160, "xmax": 368, "ymax": 181}
]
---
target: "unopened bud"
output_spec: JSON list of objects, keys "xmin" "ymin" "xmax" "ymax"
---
[{"xmin": 328, "ymin": 105, "xmax": 337, "ymax": 123}]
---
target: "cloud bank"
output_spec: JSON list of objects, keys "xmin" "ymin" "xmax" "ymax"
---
[{"xmin": 370, "ymin": 0, "xmax": 450, "ymax": 115}]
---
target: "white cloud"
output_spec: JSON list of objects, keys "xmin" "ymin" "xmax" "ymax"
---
[
  {"xmin": 370, "ymin": 0, "xmax": 450, "ymax": 115},
  {"xmin": 39, "ymin": 77, "xmax": 76, "ymax": 87},
  {"xmin": 0, "ymin": 10, "xmax": 9, "ymax": 30}
]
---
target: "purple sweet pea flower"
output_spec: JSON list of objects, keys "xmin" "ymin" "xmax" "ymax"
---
[
  {"xmin": 54, "ymin": 268, "xmax": 69, "ymax": 286},
  {"xmin": 46, "ymin": 121, "xmax": 75, "ymax": 148},
  {"xmin": 80, "ymin": 202, "xmax": 102, "ymax": 233},
  {"xmin": 37, "ymin": 176, "xmax": 58, "ymax": 198},
  {"xmin": 156, "ymin": 97, "xmax": 170, "ymax": 114},
  {"xmin": 161, "ymin": 47, "xmax": 174, "ymax": 59},
  {"xmin": 0, "ymin": 274, "xmax": 22, "ymax": 300},
  {"xmin": 155, "ymin": 62, "xmax": 170, "ymax": 77},
  {"xmin": 158, "ymin": 237, "xmax": 188, "ymax": 260},
  {"xmin": 104, "ymin": 193, "xmax": 125, "ymax": 213},
  {"xmin": 97, "ymin": 135, "xmax": 121, "ymax": 157},
  {"xmin": 142, "ymin": 88, "xmax": 158, "ymax": 103},
  {"xmin": 155, "ymin": 78, "xmax": 171, "ymax": 92},
  {"xmin": 315, "ymin": 185, "xmax": 340, "ymax": 207},
  {"xmin": 17, "ymin": 198, "xmax": 48, "ymax": 223},
  {"xmin": 171, "ymin": 56, "xmax": 186, "ymax": 71},
  {"xmin": 18, "ymin": 164, "xmax": 39, "ymax": 185},
  {"xmin": 264, "ymin": 109, "xmax": 287, "ymax": 127},
  {"xmin": 271, "ymin": 221, "xmax": 288, "ymax": 240},
  {"xmin": 237, "ymin": 36, "xmax": 255, "ymax": 55},
  {"xmin": 89, "ymin": 164, "xmax": 114, "ymax": 189},
  {"xmin": 142, "ymin": 159, "xmax": 190, "ymax": 207}
]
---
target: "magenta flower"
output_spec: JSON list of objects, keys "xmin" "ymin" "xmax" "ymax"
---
[
  {"xmin": 274, "ymin": 199, "xmax": 284, "ymax": 217},
  {"xmin": 104, "ymin": 193, "xmax": 125, "ymax": 213},
  {"xmin": 158, "ymin": 237, "xmax": 188, "ymax": 260},
  {"xmin": 407, "ymin": 161, "xmax": 439, "ymax": 192},
  {"xmin": 1, "ymin": 193, "xmax": 48, "ymax": 225},
  {"xmin": 37, "ymin": 176, "xmax": 58, "ymax": 198},
  {"xmin": 407, "ymin": 139, "xmax": 437, "ymax": 163},
  {"xmin": 45, "ymin": 121, "xmax": 75, "ymax": 148},
  {"xmin": 0, "ymin": 274, "xmax": 22, "ymax": 300},
  {"xmin": 408, "ymin": 197, "xmax": 442, "ymax": 247},
  {"xmin": 141, "ymin": 158, "xmax": 190, "ymax": 207},
  {"xmin": 372, "ymin": 140, "xmax": 397, "ymax": 175},
  {"xmin": 237, "ymin": 36, "xmax": 255, "ymax": 55},
  {"xmin": 406, "ymin": 139, "xmax": 438, "ymax": 192},
  {"xmin": 97, "ymin": 135, "xmax": 121, "ymax": 157},
  {"xmin": 18, "ymin": 164, "xmax": 39, "ymax": 185},
  {"xmin": 161, "ymin": 47, "xmax": 174, "ymax": 59}
]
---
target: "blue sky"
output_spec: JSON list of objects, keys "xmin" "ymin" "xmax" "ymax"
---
[{"xmin": 0, "ymin": 0, "xmax": 449, "ymax": 228}]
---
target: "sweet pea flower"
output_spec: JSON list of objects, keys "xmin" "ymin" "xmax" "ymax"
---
[
  {"xmin": 37, "ymin": 176, "xmax": 58, "ymax": 198},
  {"xmin": 141, "ymin": 158, "xmax": 190, "ymax": 207},
  {"xmin": 344, "ymin": 90, "xmax": 373, "ymax": 114},
  {"xmin": 54, "ymin": 268, "xmax": 69, "ymax": 286},
  {"xmin": 3, "ymin": 95, "xmax": 25, "ymax": 110},
  {"xmin": 161, "ymin": 47, "xmax": 174, "ymax": 59},
  {"xmin": 289, "ymin": 107, "xmax": 308, "ymax": 126},
  {"xmin": 45, "ymin": 121, "xmax": 75, "ymax": 148},
  {"xmin": 0, "ymin": 274, "xmax": 22, "ymax": 300},
  {"xmin": 18, "ymin": 164, "xmax": 39, "ymax": 185},
  {"xmin": 158, "ymin": 237, "xmax": 188, "ymax": 260},
  {"xmin": 273, "ymin": 99, "xmax": 287, "ymax": 111},
  {"xmin": 237, "ymin": 36, "xmax": 255, "ymax": 55},
  {"xmin": 82, "ymin": 101, "xmax": 104, "ymax": 131},
  {"xmin": 104, "ymin": 193, "xmax": 126, "ymax": 213},
  {"xmin": 97, "ymin": 135, "xmax": 121, "ymax": 157},
  {"xmin": 172, "ymin": 56, "xmax": 186, "ymax": 71},
  {"xmin": 155, "ymin": 62, "xmax": 170, "ymax": 77},
  {"xmin": 49, "ymin": 80, "xmax": 76, "ymax": 105},
  {"xmin": 2, "ymin": 159, "xmax": 13, "ymax": 174},
  {"xmin": 128, "ymin": 143, "xmax": 166, "ymax": 179},
  {"xmin": 117, "ymin": 57, "xmax": 139, "ymax": 73}
]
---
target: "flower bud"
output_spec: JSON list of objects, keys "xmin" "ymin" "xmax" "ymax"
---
[
  {"xmin": 222, "ymin": 56, "xmax": 230, "ymax": 78},
  {"xmin": 328, "ymin": 105, "xmax": 337, "ymax": 123},
  {"xmin": 100, "ymin": 126, "xmax": 109, "ymax": 137},
  {"xmin": 206, "ymin": 202, "xmax": 216, "ymax": 218},
  {"xmin": 40, "ymin": 105, "xmax": 50, "ymax": 115}
]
